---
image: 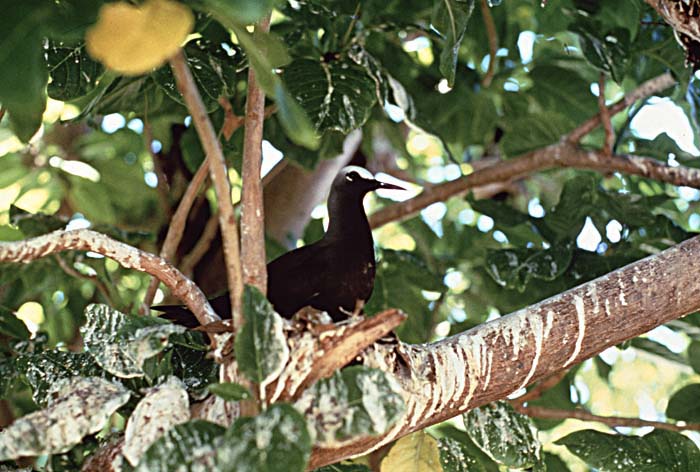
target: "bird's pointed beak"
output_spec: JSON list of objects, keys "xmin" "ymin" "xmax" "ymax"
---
[{"xmin": 376, "ymin": 180, "xmax": 406, "ymax": 191}]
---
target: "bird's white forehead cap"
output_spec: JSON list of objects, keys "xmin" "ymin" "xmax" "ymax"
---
[{"xmin": 341, "ymin": 165, "xmax": 375, "ymax": 180}]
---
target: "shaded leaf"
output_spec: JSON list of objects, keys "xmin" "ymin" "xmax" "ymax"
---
[
  {"xmin": 432, "ymin": 0, "xmax": 475, "ymax": 87},
  {"xmin": 295, "ymin": 366, "xmax": 405, "ymax": 443},
  {"xmin": 235, "ymin": 286, "xmax": 290, "ymax": 386},
  {"xmin": 438, "ymin": 436, "xmax": 487, "ymax": 472},
  {"xmin": 46, "ymin": 42, "xmax": 104, "ymax": 101},
  {"xmin": 667, "ymin": 383, "xmax": 700, "ymax": 423},
  {"xmin": 485, "ymin": 243, "xmax": 573, "ymax": 292},
  {"xmin": 284, "ymin": 58, "xmax": 377, "ymax": 134}
]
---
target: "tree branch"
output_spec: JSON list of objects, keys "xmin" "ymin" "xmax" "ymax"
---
[
  {"xmin": 240, "ymin": 14, "xmax": 271, "ymax": 294},
  {"xmin": 300, "ymin": 234, "xmax": 700, "ymax": 468},
  {"xmin": 598, "ymin": 73, "xmax": 614, "ymax": 156},
  {"xmin": 513, "ymin": 404, "xmax": 700, "ymax": 433},
  {"xmin": 170, "ymin": 50, "xmax": 243, "ymax": 325},
  {"xmin": 0, "ymin": 230, "xmax": 219, "ymax": 325},
  {"xmin": 480, "ymin": 0, "xmax": 498, "ymax": 88},
  {"xmin": 644, "ymin": 0, "xmax": 700, "ymax": 43}
]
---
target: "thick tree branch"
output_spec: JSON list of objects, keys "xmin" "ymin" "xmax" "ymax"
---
[
  {"xmin": 170, "ymin": 50, "xmax": 244, "ymax": 326},
  {"xmin": 240, "ymin": 14, "xmax": 271, "ymax": 294},
  {"xmin": 369, "ymin": 143, "xmax": 700, "ymax": 228},
  {"xmin": 513, "ymin": 405, "xmax": 700, "ymax": 433},
  {"xmin": 0, "ymin": 230, "xmax": 219, "ymax": 325},
  {"xmin": 301, "ymin": 234, "xmax": 700, "ymax": 468}
]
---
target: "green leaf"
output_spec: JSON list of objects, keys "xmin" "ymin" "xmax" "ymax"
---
[
  {"xmin": 294, "ymin": 366, "xmax": 405, "ymax": 443},
  {"xmin": 543, "ymin": 452, "xmax": 571, "ymax": 472},
  {"xmin": 688, "ymin": 341, "xmax": 700, "ymax": 374},
  {"xmin": 201, "ymin": 0, "xmax": 274, "ymax": 26},
  {"xmin": 0, "ymin": 305, "xmax": 30, "ymax": 340},
  {"xmin": 47, "ymin": 42, "xmax": 104, "ymax": 101},
  {"xmin": 136, "ymin": 419, "xmax": 226, "ymax": 472},
  {"xmin": 81, "ymin": 304, "xmax": 186, "ymax": 378},
  {"xmin": 485, "ymin": 243, "xmax": 573, "ymax": 292},
  {"xmin": 284, "ymin": 58, "xmax": 378, "ymax": 134},
  {"xmin": 273, "ymin": 81, "xmax": 320, "ymax": 149},
  {"xmin": 0, "ymin": 153, "xmax": 28, "ymax": 188},
  {"xmin": 528, "ymin": 66, "xmax": 599, "ymax": 124},
  {"xmin": 431, "ymin": 0, "xmax": 476, "ymax": 87},
  {"xmin": 16, "ymin": 350, "xmax": 103, "ymax": 407},
  {"xmin": 556, "ymin": 429, "xmax": 700, "ymax": 471},
  {"xmin": 0, "ymin": 0, "xmax": 48, "ymax": 141},
  {"xmin": 154, "ymin": 38, "xmax": 243, "ymax": 112},
  {"xmin": 439, "ymin": 436, "xmax": 488, "ymax": 472},
  {"xmin": 216, "ymin": 404, "xmax": 311, "ymax": 472},
  {"xmin": 571, "ymin": 19, "xmax": 630, "ymax": 83},
  {"xmin": 467, "ymin": 194, "xmax": 530, "ymax": 227},
  {"xmin": 630, "ymin": 337, "xmax": 687, "ymax": 365},
  {"xmin": 464, "ymin": 401, "xmax": 542, "ymax": 469},
  {"xmin": 667, "ymin": 384, "xmax": 700, "ymax": 423},
  {"xmin": 207, "ymin": 382, "xmax": 252, "ymax": 401},
  {"xmin": 314, "ymin": 465, "xmax": 370, "ymax": 472},
  {"xmin": 234, "ymin": 285, "xmax": 289, "ymax": 385},
  {"xmin": 0, "ymin": 377, "xmax": 130, "ymax": 461},
  {"xmin": 10, "ymin": 205, "xmax": 65, "ymax": 237}
]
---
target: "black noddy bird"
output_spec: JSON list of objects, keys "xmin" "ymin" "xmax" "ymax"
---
[{"xmin": 155, "ymin": 166, "xmax": 405, "ymax": 327}]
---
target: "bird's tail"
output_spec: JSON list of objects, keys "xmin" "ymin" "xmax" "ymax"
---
[{"xmin": 152, "ymin": 293, "xmax": 231, "ymax": 329}]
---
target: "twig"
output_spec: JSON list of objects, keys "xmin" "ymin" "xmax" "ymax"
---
[
  {"xmin": 598, "ymin": 73, "xmax": 615, "ymax": 156},
  {"xmin": 513, "ymin": 404, "xmax": 700, "ymax": 433},
  {"xmin": 0, "ymin": 229, "xmax": 219, "ymax": 325},
  {"xmin": 179, "ymin": 211, "xmax": 220, "ymax": 278},
  {"xmin": 511, "ymin": 370, "xmax": 569, "ymax": 405},
  {"xmin": 54, "ymin": 254, "xmax": 113, "ymax": 306},
  {"xmin": 240, "ymin": 13, "xmax": 271, "ymax": 295},
  {"xmin": 143, "ymin": 155, "xmax": 211, "ymax": 307},
  {"xmin": 143, "ymin": 123, "xmax": 172, "ymax": 219},
  {"xmin": 0, "ymin": 107, "xmax": 5, "ymax": 124},
  {"xmin": 567, "ymin": 72, "xmax": 676, "ymax": 144},
  {"xmin": 480, "ymin": 0, "xmax": 498, "ymax": 88},
  {"xmin": 170, "ymin": 50, "xmax": 243, "ymax": 325}
]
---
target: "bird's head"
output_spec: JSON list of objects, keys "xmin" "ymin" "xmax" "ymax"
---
[{"xmin": 332, "ymin": 166, "xmax": 405, "ymax": 197}]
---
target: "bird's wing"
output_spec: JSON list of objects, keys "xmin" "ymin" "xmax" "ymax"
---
[{"xmin": 266, "ymin": 242, "xmax": 329, "ymax": 315}]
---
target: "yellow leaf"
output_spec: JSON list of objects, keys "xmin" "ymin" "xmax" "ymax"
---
[
  {"xmin": 381, "ymin": 432, "xmax": 443, "ymax": 472},
  {"xmin": 86, "ymin": 0, "xmax": 193, "ymax": 75}
]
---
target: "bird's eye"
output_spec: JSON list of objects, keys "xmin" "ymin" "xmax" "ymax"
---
[{"xmin": 345, "ymin": 171, "xmax": 359, "ymax": 182}]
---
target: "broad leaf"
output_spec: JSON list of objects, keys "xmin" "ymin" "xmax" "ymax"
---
[
  {"xmin": 81, "ymin": 304, "xmax": 186, "ymax": 378},
  {"xmin": 234, "ymin": 286, "xmax": 290, "ymax": 387},
  {"xmin": 438, "ymin": 436, "xmax": 487, "ymax": 472},
  {"xmin": 47, "ymin": 42, "xmax": 104, "ymax": 101},
  {"xmin": 381, "ymin": 431, "xmax": 441, "ymax": 472},
  {"xmin": 485, "ymin": 243, "xmax": 573, "ymax": 292},
  {"xmin": 284, "ymin": 58, "xmax": 378, "ymax": 134},
  {"xmin": 207, "ymin": 382, "xmax": 252, "ymax": 401},
  {"xmin": 216, "ymin": 404, "xmax": 311, "ymax": 472},
  {"xmin": 666, "ymin": 384, "xmax": 700, "ymax": 423},
  {"xmin": 464, "ymin": 401, "xmax": 542, "ymax": 469},
  {"xmin": 557, "ymin": 429, "xmax": 700, "ymax": 471},
  {"xmin": 123, "ymin": 376, "xmax": 190, "ymax": 466},
  {"xmin": 0, "ymin": 377, "xmax": 130, "ymax": 461},
  {"xmin": 431, "ymin": 0, "xmax": 475, "ymax": 87},
  {"xmin": 136, "ymin": 419, "xmax": 226, "ymax": 471},
  {"xmin": 295, "ymin": 366, "xmax": 405, "ymax": 443}
]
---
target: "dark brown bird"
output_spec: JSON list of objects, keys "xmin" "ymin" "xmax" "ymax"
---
[{"xmin": 155, "ymin": 166, "xmax": 405, "ymax": 326}]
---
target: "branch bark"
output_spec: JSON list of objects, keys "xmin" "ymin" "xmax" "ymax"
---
[
  {"xmin": 0, "ymin": 229, "xmax": 219, "ymax": 325},
  {"xmin": 645, "ymin": 0, "xmax": 700, "ymax": 42},
  {"xmin": 170, "ymin": 50, "xmax": 243, "ymax": 326},
  {"xmin": 480, "ymin": 0, "xmax": 498, "ymax": 88},
  {"xmin": 369, "ymin": 143, "xmax": 700, "ymax": 228},
  {"xmin": 240, "ymin": 14, "xmax": 271, "ymax": 294},
  {"xmin": 296, "ymin": 234, "xmax": 700, "ymax": 468}
]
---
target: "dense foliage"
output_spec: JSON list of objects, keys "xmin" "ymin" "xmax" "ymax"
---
[{"xmin": 2, "ymin": 0, "xmax": 700, "ymax": 470}]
